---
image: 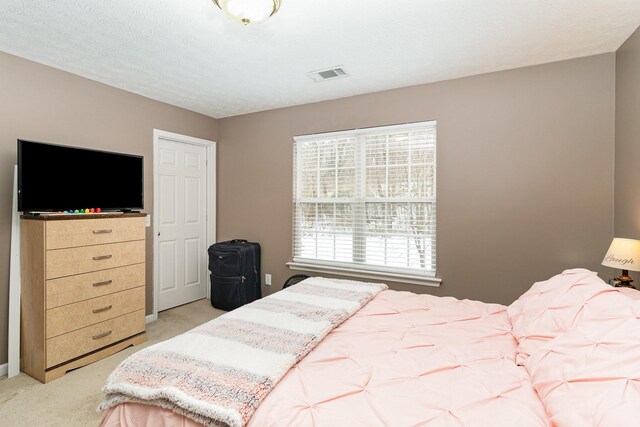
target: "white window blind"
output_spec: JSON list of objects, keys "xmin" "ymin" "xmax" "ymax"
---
[{"xmin": 292, "ymin": 121, "xmax": 437, "ymax": 278}]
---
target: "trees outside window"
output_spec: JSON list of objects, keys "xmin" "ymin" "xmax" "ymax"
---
[{"xmin": 293, "ymin": 121, "xmax": 436, "ymax": 277}]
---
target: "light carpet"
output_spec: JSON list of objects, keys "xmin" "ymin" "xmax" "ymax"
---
[{"xmin": 0, "ymin": 299, "xmax": 224, "ymax": 427}]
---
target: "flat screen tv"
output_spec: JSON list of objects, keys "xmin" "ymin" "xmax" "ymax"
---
[{"xmin": 18, "ymin": 139, "xmax": 144, "ymax": 213}]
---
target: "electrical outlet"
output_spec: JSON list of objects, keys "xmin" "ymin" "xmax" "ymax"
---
[
  {"xmin": 265, "ymin": 274, "xmax": 272, "ymax": 286},
  {"xmin": 145, "ymin": 214, "xmax": 151, "ymax": 227}
]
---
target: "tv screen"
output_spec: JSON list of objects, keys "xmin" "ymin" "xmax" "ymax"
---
[{"xmin": 18, "ymin": 140, "xmax": 144, "ymax": 212}]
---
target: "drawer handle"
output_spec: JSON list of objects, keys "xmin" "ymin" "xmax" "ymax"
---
[
  {"xmin": 93, "ymin": 229, "xmax": 113, "ymax": 234},
  {"xmin": 93, "ymin": 254, "xmax": 113, "ymax": 261},
  {"xmin": 93, "ymin": 280, "xmax": 113, "ymax": 287},
  {"xmin": 92, "ymin": 330, "xmax": 112, "ymax": 340},
  {"xmin": 93, "ymin": 305, "xmax": 113, "ymax": 314}
]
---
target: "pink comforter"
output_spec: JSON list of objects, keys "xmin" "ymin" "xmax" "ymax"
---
[{"xmin": 102, "ymin": 289, "xmax": 548, "ymax": 426}]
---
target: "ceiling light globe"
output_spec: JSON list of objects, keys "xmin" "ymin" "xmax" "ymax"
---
[{"xmin": 213, "ymin": 0, "xmax": 281, "ymax": 25}]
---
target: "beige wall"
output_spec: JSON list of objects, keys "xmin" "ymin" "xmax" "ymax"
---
[
  {"xmin": 615, "ymin": 26, "xmax": 640, "ymax": 283},
  {"xmin": 218, "ymin": 54, "xmax": 616, "ymax": 306},
  {"xmin": 0, "ymin": 52, "xmax": 218, "ymax": 364}
]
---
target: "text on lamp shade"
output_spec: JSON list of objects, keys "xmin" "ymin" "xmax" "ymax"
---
[{"xmin": 605, "ymin": 254, "xmax": 635, "ymax": 266}]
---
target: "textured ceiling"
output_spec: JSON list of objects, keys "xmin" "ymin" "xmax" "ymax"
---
[{"xmin": 0, "ymin": 0, "xmax": 639, "ymax": 118}]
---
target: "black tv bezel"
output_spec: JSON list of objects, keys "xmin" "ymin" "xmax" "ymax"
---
[{"xmin": 17, "ymin": 139, "xmax": 144, "ymax": 213}]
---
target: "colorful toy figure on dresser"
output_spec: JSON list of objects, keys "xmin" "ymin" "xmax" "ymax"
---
[{"xmin": 58, "ymin": 208, "xmax": 102, "ymax": 214}]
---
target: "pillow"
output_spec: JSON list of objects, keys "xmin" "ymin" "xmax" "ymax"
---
[
  {"xmin": 507, "ymin": 268, "xmax": 628, "ymax": 364},
  {"xmin": 525, "ymin": 299, "xmax": 640, "ymax": 426},
  {"xmin": 618, "ymin": 286, "xmax": 640, "ymax": 301}
]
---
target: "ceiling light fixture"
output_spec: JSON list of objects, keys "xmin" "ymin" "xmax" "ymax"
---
[{"xmin": 213, "ymin": 0, "xmax": 281, "ymax": 26}]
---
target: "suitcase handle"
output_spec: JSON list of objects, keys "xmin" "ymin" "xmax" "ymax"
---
[{"xmin": 229, "ymin": 239, "xmax": 248, "ymax": 244}]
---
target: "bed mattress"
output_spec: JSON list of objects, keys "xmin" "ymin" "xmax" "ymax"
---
[{"xmin": 101, "ymin": 289, "xmax": 548, "ymax": 426}]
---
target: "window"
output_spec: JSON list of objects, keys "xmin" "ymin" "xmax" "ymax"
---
[{"xmin": 291, "ymin": 121, "xmax": 437, "ymax": 283}]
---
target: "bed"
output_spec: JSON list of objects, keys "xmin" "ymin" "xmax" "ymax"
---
[{"xmin": 99, "ymin": 270, "xmax": 640, "ymax": 426}]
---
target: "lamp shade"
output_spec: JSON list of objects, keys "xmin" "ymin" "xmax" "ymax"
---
[
  {"xmin": 213, "ymin": 0, "xmax": 281, "ymax": 25},
  {"xmin": 602, "ymin": 238, "xmax": 640, "ymax": 272}
]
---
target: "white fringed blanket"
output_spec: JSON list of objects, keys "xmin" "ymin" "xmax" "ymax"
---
[{"xmin": 99, "ymin": 277, "xmax": 387, "ymax": 427}]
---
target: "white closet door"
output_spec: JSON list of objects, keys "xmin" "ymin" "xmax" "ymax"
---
[{"xmin": 157, "ymin": 138, "xmax": 208, "ymax": 311}]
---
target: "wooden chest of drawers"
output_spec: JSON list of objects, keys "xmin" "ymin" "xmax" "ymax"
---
[{"xmin": 21, "ymin": 213, "xmax": 147, "ymax": 383}]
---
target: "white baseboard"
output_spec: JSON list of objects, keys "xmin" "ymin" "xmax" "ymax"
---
[{"xmin": 145, "ymin": 314, "xmax": 156, "ymax": 324}]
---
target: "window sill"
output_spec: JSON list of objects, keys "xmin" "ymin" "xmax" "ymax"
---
[{"xmin": 287, "ymin": 261, "xmax": 442, "ymax": 287}]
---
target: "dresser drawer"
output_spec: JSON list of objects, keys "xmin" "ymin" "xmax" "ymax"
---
[
  {"xmin": 46, "ymin": 217, "xmax": 146, "ymax": 250},
  {"xmin": 46, "ymin": 240, "xmax": 145, "ymax": 279},
  {"xmin": 47, "ymin": 263, "xmax": 145, "ymax": 309},
  {"xmin": 46, "ymin": 309, "xmax": 145, "ymax": 368},
  {"xmin": 46, "ymin": 286, "xmax": 145, "ymax": 338}
]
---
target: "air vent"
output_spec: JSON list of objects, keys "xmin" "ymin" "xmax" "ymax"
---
[{"xmin": 307, "ymin": 66, "xmax": 349, "ymax": 83}]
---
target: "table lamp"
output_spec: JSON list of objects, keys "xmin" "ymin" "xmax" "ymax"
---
[{"xmin": 602, "ymin": 238, "xmax": 640, "ymax": 288}]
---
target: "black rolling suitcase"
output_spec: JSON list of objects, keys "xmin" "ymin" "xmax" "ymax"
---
[{"xmin": 208, "ymin": 239, "xmax": 261, "ymax": 311}]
